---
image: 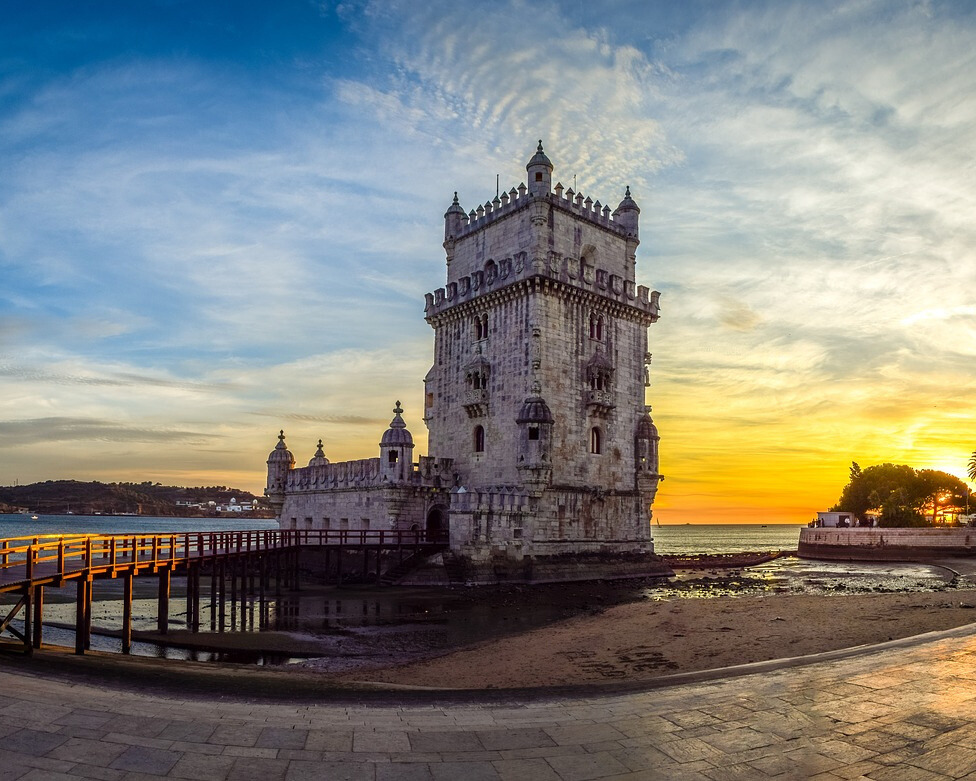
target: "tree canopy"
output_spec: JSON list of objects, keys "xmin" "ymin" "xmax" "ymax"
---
[{"xmin": 830, "ymin": 462, "xmax": 970, "ymax": 527}]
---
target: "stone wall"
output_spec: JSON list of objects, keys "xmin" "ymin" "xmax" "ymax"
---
[
  {"xmin": 798, "ymin": 527, "xmax": 976, "ymax": 560},
  {"xmin": 280, "ymin": 484, "xmax": 441, "ymax": 533}
]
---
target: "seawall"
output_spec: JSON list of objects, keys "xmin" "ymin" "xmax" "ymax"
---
[{"xmin": 799, "ymin": 527, "xmax": 976, "ymax": 561}]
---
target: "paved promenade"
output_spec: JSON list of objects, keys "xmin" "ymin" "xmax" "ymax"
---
[{"xmin": 4, "ymin": 627, "xmax": 976, "ymax": 781}]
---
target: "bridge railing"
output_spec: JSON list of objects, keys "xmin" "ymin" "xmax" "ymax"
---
[{"xmin": 1, "ymin": 527, "xmax": 449, "ymax": 590}]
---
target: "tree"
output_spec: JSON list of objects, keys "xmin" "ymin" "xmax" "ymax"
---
[
  {"xmin": 830, "ymin": 463, "xmax": 918, "ymax": 524},
  {"xmin": 915, "ymin": 469, "xmax": 969, "ymax": 523},
  {"xmin": 969, "ymin": 450, "xmax": 976, "ymax": 483}
]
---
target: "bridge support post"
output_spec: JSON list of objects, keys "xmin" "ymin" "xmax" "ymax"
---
[
  {"xmin": 75, "ymin": 578, "xmax": 91, "ymax": 655},
  {"xmin": 218, "ymin": 559, "xmax": 226, "ymax": 632},
  {"xmin": 122, "ymin": 572, "xmax": 133, "ymax": 654},
  {"xmin": 229, "ymin": 558, "xmax": 237, "ymax": 628},
  {"xmin": 22, "ymin": 588, "xmax": 32, "ymax": 656},
  {"xmin": 188, "ymin": 565, "xmax": 200, "ymax": 632},
  {"xmin": 158, "ymin": 568, "xmax": 170, "ymax": 634},
  {"xmin": 210, "ymin": 565, "xmax": 217, "ymax": 631},
  {"xmin": 239, "ymin": 559, "xmax": 246, "ymax": 630},
  {"xmin": 31, "ymin": 585, "xmax": 43, "ymax": 650}
]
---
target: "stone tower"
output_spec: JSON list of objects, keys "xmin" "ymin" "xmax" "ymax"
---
[{"xmin": 424, "ymin": 142, "xmax": 664, "ymax": 574}]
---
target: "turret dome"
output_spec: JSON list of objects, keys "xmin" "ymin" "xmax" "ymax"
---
[
  {"xmin": 636, "ymin": 411, "xmax": 659, "ymax": 440},
  {"xmin": 516, "ymin": 396, "xmax": 555, "ymax": 424},
  {"xmin": 380, "ymin": 401, "xmax": 414, "ymax": 447},
  {"xmin": 525, "ymin": 140, "xmax": 553, "ymax": 172},
  {"xmin": 307, "ymin": 439, "xmax": 329, "ymax": 467},
  {"xmin": 614, "ymin": 185, "xmax": 640, "ymax": 215},
  {"xmin": 444, "ymin": 191, "xmax": 466, "ymax": 218},
  {"xmin": 267, "ymin": 430, "xmax": 294, "ymax": 464}
]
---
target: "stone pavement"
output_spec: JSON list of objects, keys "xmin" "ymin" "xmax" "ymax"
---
[{"xmin": 5, "ymin": 626, "xmax": 976, "ymax": 781}]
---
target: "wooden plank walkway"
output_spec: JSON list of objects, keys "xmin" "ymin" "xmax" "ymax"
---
[{"xmin": 0, "ymin": 528, "xmax": 447, "ymax": 656}]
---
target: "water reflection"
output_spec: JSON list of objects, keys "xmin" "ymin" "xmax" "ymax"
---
[{"xmin": 5, "ymin": 559, "xmax": 966, "ymax": 666}]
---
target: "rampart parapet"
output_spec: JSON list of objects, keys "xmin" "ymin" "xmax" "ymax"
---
[
  {"xmin": 285, "ymin": 456, "xmax": 454, "ymax": 493},
  {"xmin": 425, "ymin": 254, "xmax": 660, "ymax": 321},
  {"xmin": 446, "ymin": 183, "xmax": 633, "ymax": 243}
]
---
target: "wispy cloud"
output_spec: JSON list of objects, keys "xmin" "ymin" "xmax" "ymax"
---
[{"xmin": 1, "ymin": 1, "xmax": 974, "ymax": 520}]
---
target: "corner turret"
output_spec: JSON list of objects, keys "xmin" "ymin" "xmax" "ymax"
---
[
  {"xmin": 612, "ymin": 186, "xmax": 640, "ymax": 239},
  {"xmin": 265, "ymin": 430, "xmax": 295, "ymax": 517},
  {"xmin": 516, "ymin": 395, "xmax": 555, "ymax": 491},
  {"xmin": 307, "ymin": 439, "xmax": 329, "ymax": 467},
  {"xmin": 526, "ymin": 140, "xmax": 553, "ymax": 197},
  {"xmin": 379, "ymin": 401, "xmax": 415, "ymax": 482},
  {"xmin": 443, "ymin": 192, "xmax": 467, "ymax": 266},
  {"xmin": 635, "ymin": 410, "xmax": 660, "ymax": 475}
]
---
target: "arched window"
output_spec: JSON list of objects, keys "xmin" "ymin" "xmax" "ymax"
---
[
  {"xmin": 588, "ymin": 312, "xmax": 604, "ymax": 341},
  {"xmin": 474, "ymin": 425, "xmax": 485, "ymax": 452},
  {"xmin": 590, "ymin": 427, "xmax": 602, "ymax": 454},
  {"xmin": 474, "ymin": 313, "xmax": 489, "ymax": 340}
]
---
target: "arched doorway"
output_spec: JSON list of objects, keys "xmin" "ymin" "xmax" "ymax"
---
[{"xmin": 426, "ymin": 504, "xmax": 449, "ymax": 540}]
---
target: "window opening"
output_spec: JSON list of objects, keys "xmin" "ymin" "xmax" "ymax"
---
[
  {"xmin": 528, "ymin": 426, "xmax": 540, "ymax": 441},
  {"xmin": 588, "ymin": 312, "xmax": 605, "ymax": 340},
  {"xmin": 590, "ymin": 427, "xmax": 602, "ymax": 454},
  {"xmin": 474, "ymin": 425, "xmax": 485, "ymax": 452},
  {"xmin": 388, "ymin": 450, "xmax": 398, "ymax": 465},
  {"xmin": 474, "ymin": 313, "xmax": 489, "ymax": 340}
]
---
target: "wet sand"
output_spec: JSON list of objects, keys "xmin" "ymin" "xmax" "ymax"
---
[
  {"xmin": 338, "ymin": 589, "xmax": 976, "ymax": 688},
  {"xmin": 66, "ymin": 583, "xmax": 976, "ymax": 689},
  {"xmin": 10, "ymin": 557, "xmax": 976, "ymax": 692}
]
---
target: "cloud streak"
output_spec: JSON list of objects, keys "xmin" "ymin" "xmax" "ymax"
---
[{"xmin": 1, "ymin": 1, "xmax": 974, "ymax": 521}]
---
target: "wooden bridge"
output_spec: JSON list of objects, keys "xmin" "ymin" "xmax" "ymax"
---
[{"xmin": 0, "ymin": 528, "xmax": 448, "ymax": 656}]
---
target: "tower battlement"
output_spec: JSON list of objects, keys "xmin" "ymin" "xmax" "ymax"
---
[
  {"xmin": 446, "ymin": 181, "xmax": 636, "ymax": 244},
  {"xmin": 424, "ymin": 259, "xmax": 661, "ymax": 321}
]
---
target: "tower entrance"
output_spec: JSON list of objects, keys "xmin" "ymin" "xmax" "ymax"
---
[{"xmin": 426, "ymin": 504, "xmax": 449, "ymax": 539}]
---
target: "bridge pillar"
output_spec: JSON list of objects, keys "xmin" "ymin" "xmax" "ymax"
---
[
  {"xmin": 22, "ymin": 587, "xmax": 32, "ymax": 656},
  {"xmin": 210, "ymin": 564, "xmax": 217, "ymax": 631},
  {"xmin": 75, "ymin": 578, "xmax": 91, "ymax": 654},
  {"xmin": 187, "ymin": 565, "xmax": 200, "ymax": 633},
  {"xmin": 158, "ymin": 568, "xmax": 170, "ymax": 634},
  {"xmin": 122, "ymin": 573, "xmax": 133, "ymax": 654},
  {"xmin": 218, "ymin": 559, "xmax": 226, "ymax": 632},
  {"xmin": 31, "ymin": 585, "xmax": 43, "ymax": 650}
]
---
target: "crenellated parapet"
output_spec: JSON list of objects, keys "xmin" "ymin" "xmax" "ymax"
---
[
  {"xmin": 424, "ymin": 255, "xmax": 660, "ymax": 323},
  {"xmin": 284, "ymin": 455, "xmax": 454, "ymax": 493},
  {"xmin": 446, "ymin": 182, "xmax": 635, "ymax": 244}
]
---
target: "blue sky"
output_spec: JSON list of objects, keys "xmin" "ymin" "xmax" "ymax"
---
[{"xmin": 2, "ymin": 1, "xmax": 975, "ymax": 522}]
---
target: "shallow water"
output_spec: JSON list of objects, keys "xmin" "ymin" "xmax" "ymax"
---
[
  {"xmin": 1, "ymin": 516, "xmax": 964, "ymax": 665},
  {"xmin": 653, "ymin": 556, "xmax": 961, "ymax": 600}
]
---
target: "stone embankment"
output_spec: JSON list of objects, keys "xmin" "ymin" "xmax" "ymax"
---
[{"xmin": 799, "ymin": 527, "xmax": 976, "ymax": 560}]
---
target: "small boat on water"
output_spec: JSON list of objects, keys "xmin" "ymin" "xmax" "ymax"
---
[{"xmin": 30, "ymin": 515, "xmax": 38, "ymax": 520}]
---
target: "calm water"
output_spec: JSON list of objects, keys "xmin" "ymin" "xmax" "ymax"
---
[
  {"xmin": 3, "ymin": 515, "xmax": 803, "ymax": 554},
  {"xmin": 0, "ymin": 513, "xmax": 275, "ymax": 540},
  {"xmin": 651, "ymin": 523, "xmax": 803, "ymax": 555},
  {"xmin": 2, "ymin": 517, "xmax": 953, "ymax": 666}
]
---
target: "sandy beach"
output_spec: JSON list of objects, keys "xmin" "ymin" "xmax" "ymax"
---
[
  {"xmin": 10, "ymin": 557, "xmax": 976, "ymax": 693},
  {"xmin": 328, "ymin": 589, "xmax": 976, "ymax": 688},
  {"xmin": 100, "ymin": 583, "xmax": 976, "ymax": 690}
]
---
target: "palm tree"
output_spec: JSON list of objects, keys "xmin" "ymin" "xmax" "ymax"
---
[{"xmin": 970, "ymin": 450, "xmax": 976, "ymax": 483}]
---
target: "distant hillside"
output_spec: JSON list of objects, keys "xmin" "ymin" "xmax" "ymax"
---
[{"xmin": 0, "ymin": 480, "xmax": 274, "ymax": 518}]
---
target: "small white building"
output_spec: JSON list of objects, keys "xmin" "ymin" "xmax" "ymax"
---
[{"xmin": 814, "ymin": 511, "xmax": 860, "ymax": 528}]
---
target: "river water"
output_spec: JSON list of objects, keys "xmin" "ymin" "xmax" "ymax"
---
[{"xmin": 0, "ymin": 516, "xmax": 962, "ymax": 665}]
